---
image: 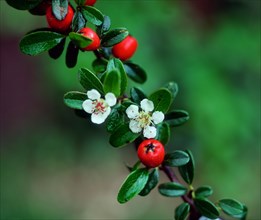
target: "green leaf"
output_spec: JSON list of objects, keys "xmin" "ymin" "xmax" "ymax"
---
[
  {"xmin": 117, "ymin": 168, "xmax": 149, "ymax": 204},
  {"xmin": 48, "ymin": 37, "xmax": 66, "ymax": 59},
  {"xmin": 92, "ymin": 58, "xmax": 108, "ymax": 73},
  {"xmin": 101, "ymin": 28, "xmax": 129, "ymax": 47},
  {"xmin": 101, "ymin": 15, "xmax": 111, "ymax": 33},
  {"xmin": 164, "ymin": 150, "xmax": 190, "ymax": 167},
  {"xmin": 64, "ymin": 91, "xmax": 86, "ymax": 110},
  {"xmin": 124, "ymin": 62, "xmax": 147, "ymax": 84},
  {"xmin": 218, "ymin": 199, "xmax": 247, "ymax": 218},
  {"xmin": 109, "ymin": 123, "xmax": 140, "ymax": 148},
  {"xmin": 158, "ymin": 182, "xmax": 187, "ymax": 197},
  {"xmin": 82, "ymin": 6, "xmax": 104, "ymax": 26},
  {"xmin": 165, "ymin": 110, "xmax": 190, "ymax": 127},
  {"xmin": 75, "ymin": 0, "xmax": 86, "ymax": 6},
  {"xmin": 72, "ymin": 10, "xmax": 86, "ymax": 32},
  {"xmin": 149, "ymin": 88, "xmax": 172, "ymax": 113},
  {"xmin": 164, "ymin": 81, "xmax": 178, "ymax": 100},
  {"xmin": 195, "ymin": 186, "xmax": 213, "ymax": 198},
  {"xmin": 139, "ymin": 168, "xmax": 159, "ymax": 196},
  {"xmin": 175, "ymin": 203, "xmax": 190, "ymax": 220},
  {"xmin": 178, "ymin": 150, "xmax": 195, "ymax": 185},
  {"xmin": 106, "ymin": 106, "xmax": 125, "ymax": 133},
  {"xmin": 52, "ymin": 0, "xmax": 68, "ymax": 20},
  {"xmin": 103, "ymin": 70, "xmax": 121, "ymax": 97},
  {"xmin": 194, "ymin": 198, "xmax": 220, "ymax": 219},
  {"xmin": 20, "ymin": 31, "xmax": 65, "ymax": 56},
  {"xmin": 66, "ymin": 41, "xmax": 79, "ymax": 68},
  {"xmin": 6, "ymin": 0, "xmax": 42, "ymax": 10},
  {"xmin": 69, "ymin": 32, "xmax": 93, "ymax": 48},
  {"xmin": 130, "ymin": 87, "xmax": 147, "ymax": 104},
  {"xmin": 78, "ymin": 68, "xmax": 104, "ymax": 94},
  {"xmin": 156, "ymin": 122, "xmax": 170, "ymax": 145}
]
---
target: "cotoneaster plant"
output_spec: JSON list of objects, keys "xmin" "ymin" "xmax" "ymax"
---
[{"xmin": 7, "ymin": 0, "xmax": 248, "ymax": 219}]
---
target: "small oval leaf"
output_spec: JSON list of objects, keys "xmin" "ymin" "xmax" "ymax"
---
[
  {"xmin": 195, "ymin": 186, "xmax": 213, "ymax": 198},
  {"xmin": 164, "ymin": 150, "xmax": 190, "ymax": 167},
  {"xmin": 158, "ymin": 182, "xmax": 187, "ymax": 197},
  {"xmin": 156, "ymin": 122, "xmax": 170, "ymax": 145},
  {"xmin": 82, "ymin": 6, "xmax": 104, "ymax": 26},
  {"xmin": 139, "ymin": 168, "xmax": 159, "ymax": 196},
  {"xmin": 178, "ymin": 149, "xmax": 195, "ymax": 185},
  {"xmin": 165, "ymin": 110, "xmax": 190, "ymax": 127},
  {"xmin": 103, "ymin": 70, "xmax": 121, "ymax": 97},
  {"xmin": 194, "ymin": 198, "xmax": 220, "ymax": 219},
  {"xmin": 175, "ymin": 203, "xmax": 190, "ymax": 220},
  {"xmin": 64, "ymin": 91, "xmax": 86, "ymax": 110},
  {"xmin": 130, "ymin": 87, "xmax": 147, "ymax": 104},
  {"xmin": 164, "ymin": 81, "xmax": 178, "ymax": 100},
  {"xmin": 124, "ymin": 62, "xmax": 147, "ymax": 84},
  {"xmin": 101, "ymin": 28, "xmax": 129, "ymax": 47},
  {"xmin": 6, "ymin": 0, "xmax": 42, "ymax": 10},
  {"xmin": 69, "ymin": 32, "xmax": 93, "ymax": 48},
  {"xmin": 66, "ymin": 41, "xmax": 79, "ymax": 68},
  {"xmin": 48, "ymin": 37, "xmax": 66, "ymax": 59},
  {"xmin": 52, "ymin": 0, "xmax": 68, "ymax": 20},
  {"xmin": 218, "ymin": 199, "xmax": 247, "ymax": 218},
  {"xmin": 149, "ymin": 88, "xmax": 172, "ymax": 113}
]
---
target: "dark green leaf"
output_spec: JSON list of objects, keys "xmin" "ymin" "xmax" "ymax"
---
[
  {"xmin": 69, "ymin": 32, "xmax": 93, "ymax": 48},
  {"xmin": 109, "ymin": 123, "xmax": 140, "ymax": 148},
  {"xmin": 101, "ymin": 15, "xmax": 111, "ymax": 33},
  {"xmin": 106, "ymin": 106, "xmax": 125, "ymax": 133},
  {"xmin": 149, "ymin": 88, "xmax": 172, "ymax": 113},
  {"xmin": 218, "ymin": 199, "xmax": 247, "ymax": 218},
  {"xmin": 52, "ymin": 0, "xmax": 68, "ymax": 20},
  {"xmin": 20, "ymin": 31, "xmax": 65, "ymax": 56},
  {"xmin": 158, "ymin": 182, "xmax": 187, "ymax": 197},
  {"xmin": 103, "ymin": 70, "xmax": 121, "ymax": 97},
  {"xmin": 194, "ymin": 198, "xmax": 220, "ymax": 219},
  {"xmin": 156, "ymin": 122, "xmax": 170, "ymax": 145},
  {"xmin": 124, "ymin": 62, "xmax": 147, "ymax": 84},
  {"xmin": 66, "ymin": 41, "xmax": 79, "ymax": 68},
  {"xmin": 175, "ymin": 203, "xmax": 190, "ymax": 220},
  {"xmin": 165, "ymin": 110, "xmax": 190, "ymax": 127},
  {"xmin": 92, "ymin": 58, "xmax": 108, "ymax": 73},
  {"xmin": 117, "ymin": 168, "xmax": 149, "ymax": 204},
  {"xmin": 48, "ymin": 37, "xmax": 66, "ymax": 59},
  {"xmin": 139, "ymin": 168, "xmax": 159, "ymax": 196},
  {"xmin": 82, "ymin": 6, "xmax": 104, "ymax": 26},
  {"xmin": 164, "ymin": 150, "xmax": 190, "ymax": 167},
  {"xmin": 75, "ymin": 0, "xmax": 86, "ymax": 6},
  {"xmin": 78, "ymin": 68, "xmax": 104, "ymax": 94},
  {"xmin": 130, "ymin": 87, "xmax": 147, "ymax": 104},
  {"xmin": 101, "ymin": 28, "xmax": 129, "ymax": 47},
  {"xmin": 64, "ymin": 91, "xmax": 86, "ymax": 110},
  {"xmin": 164, "ymin": 81, "xmax": 178, "ymax": 100},
  {"xmin": 72, "ymin": 10, "xmax": 86, "ymax": 32},
  {"xmin": 6, "ymin": 0, "xmax": 42, "ymax": 10},
  {"xmin": 195, "ymin": 186, "xmax": 213, "ymax": 198},
  {"xmin": 178, "ymin": 150, "xmax": 195, "ymax": 185}
]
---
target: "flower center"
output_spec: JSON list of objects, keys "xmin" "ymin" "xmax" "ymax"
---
[
  {"xmin": 138, "ymin": 111, "xmax": 151, "ymax": 128},
  {"xmin": 93, "ymin": 99, "xmax": 107, "ymax": 114}
]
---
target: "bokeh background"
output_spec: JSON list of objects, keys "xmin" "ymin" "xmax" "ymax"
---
[{"xmin": 0, "ymin": 0, "xmax": 260, "ymax": 219}]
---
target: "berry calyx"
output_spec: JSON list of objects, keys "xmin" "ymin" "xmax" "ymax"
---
[
  {"xmin": 79, "ymin": 27, "xmax": 101, "ymax": 51},
  {"xmin": 112, "ymin": 35, "xmax": 138, "ymax": 61},
  {"xmin": 46, "ymin": 4, "xmax": 74, "ymax": 33},
  {"xmin": 137, "ymin": 139, "xmax": 165, "ymax": 168},
  {"xmin": 85, "ymin": 0, "xmax": 97, "ymax": 6}
]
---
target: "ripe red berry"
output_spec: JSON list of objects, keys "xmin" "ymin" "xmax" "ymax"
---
[
  {"xmin": 112, "ymin": 35, "xmax": 138, "ymax": 61},
  {"xmin": 79, "ymin": 27, "xmax": 100, "ymax": 51},
  {"xmin": 137, "ymin": 139, "xmax": 165, "ymax": 168},
  {"xmin": 46, "ymin": 5, "xmax": 74, "ymax": 33},
  {"xmin": 85, "ymin": 0, "xmax": 97, "ymax": 6}
]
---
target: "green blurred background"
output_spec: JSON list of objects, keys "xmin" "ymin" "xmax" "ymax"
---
[{"xmin": 0, "ymin": 0, "xmax": 260, "ymax": 219}]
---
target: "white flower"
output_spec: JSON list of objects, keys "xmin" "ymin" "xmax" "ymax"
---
[
  {"xmin": 82, "ymin": 89, "xmax": 117, "ymax": 124},
  {"xmin": 126, "ymin": 98, "xmax": 165, "ymax": 138}
]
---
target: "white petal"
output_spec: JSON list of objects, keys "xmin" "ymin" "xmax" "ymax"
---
[
  {"xmin": 152, "ymin": 111, "xmax": 165, "ymax": 124},
  {"xmin": 129, "ymin": 120, "xmax": 142, "ymax": 133},
  {"xmin": 91, "ymin": 107, "xmax": 111, "ymax": 124},
  {"xmin": 105, "ymin": 93, "xmax": 117, "ymax": 106},
  {"xmin": 143, "ymin": 126, "xmax": 157, "ymax": 138},
  {"xmin": 87, "ymin": 89, "xmax": 101, "ymax": 100},
  {"xmin": 140, "ymin": 99, "xmax": 154, "ymax": 112},
  {"xmin": 126, "ymin": 105, "xmax": 139, "ymax": 119},
  {"xmin": 82, "ymin": 99, "xmax": 94, "ymax": 114}
]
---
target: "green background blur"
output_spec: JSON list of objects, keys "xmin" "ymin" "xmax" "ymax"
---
[{"xmin": 0, "ymin": 0, "xmax": 260, "ymax": 219}]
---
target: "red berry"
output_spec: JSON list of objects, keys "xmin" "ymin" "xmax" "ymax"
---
[
  {"xmin": 112, "ymin": 35, "xmax": 138, "ymax": 61},
  {"xmin": 79, "ymin": 27, "xmax": 100, "ymax": 51},
  {"xmin": 137, "ymin": 139, "xmax": 165, "ymax": 168},
  {"xmin": 46, "ymin": 5, "xmax": 74, "ymax": 33},
  {"xmin": 85, "ymin": 0, "xmax": 97, "ymax": 6}
]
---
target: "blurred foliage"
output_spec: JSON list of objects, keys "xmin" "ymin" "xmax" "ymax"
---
[{"xmin": 0, "ymin": 0, "xmax": 260, "ymax": 219}]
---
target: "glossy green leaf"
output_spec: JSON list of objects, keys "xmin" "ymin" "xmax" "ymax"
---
[
  {"xmin": 164, "ymin": 150, "xmax": 190, "ymax": 167},
  {"xmin": 69, "ymin": 32, "xmax": 93, "ymax": 48},
  {"xmin": 158, "ymin": 182, "xmax": 187, "ymax": 197},
  {"xmin": 149, "ymin": 88, "xmax": 172, "ymax": 113},
  {"xmin": 218, "ymin": 199, "xmax": 247, "ymax": 218},
  {"xmin": 139, "ymin": 168, "xmax": 159, "ymax": 196},
  {"xmin": 124, "ymin": 62, "xmax": 147, "ymax": 84},
  {"xmin": 66, "ymin": 41, "xmax": 79, "ymax": 68},
  {"xmin": 130, "ymin": 87, "xmax": 147, "ymax": 104},
  {"xmin": 64, "ymin": 91, "xmax": 86, "ymax": 110},
  {"xmin": 101, "ymin": 28, "xmax": 129, "ymax": 47},
  {"xmin": 109, "ymin": 123, "xmax": 140, "ymax": 148},
  {"xmin": 52, "ymin": 0, "xmax": 68, "ymax": 20},
  {"xmin": 92, "ymin": 58, "xmax": 108, "ymax": 73},
  {"xmin": 82, "ymin": 6, "xmax": 104, "ymax": 26},
  {"xmin": 78, "ymin": 68, "xmax": 104, "ymax": 94},
  {"xmin": 48, "ymin": 37, "xmax": 66, "ymax": 59},
  {"xmin": 194, "ymin": 198, "xmax": 220, "ymax": 219},
  {"xmin": 195, "ymin": 186, "xmax": 213, "ymax": 198},
  {"xmin": 178, "ymin": 150, "xmax": 195, "ymax": 185},
  {"xmin": 106, "ymin": 106, "xmax": 125, "ymax": 133},
  {"xmin": 20, "ymin": 31, "xmax": 65, "ymax": 56},
  {"xmin": 164, "ymin": 81, "xmax": 178, "ymax": 100},
  {"xmin": 72, "ymin": 10, "xmax": 86, "ymax": 32},
  {"xmin": 165, "ymin": 110, "xmax": 190, "ymax": 127},
  {"xmin": 175, "ymin": 203, "xmax": 190, "ymax": 220},
  {"xmin": 156, "ymin": 122, "xmax": 170, "ymax": 145},
  {"xmin": 117, "ymin": 168, "xmax": 149, "ymax": 204},
  {"xmin": 6, "ymin": 0, "xmax": 42, "ymax": 10},
  {"xmin": 97, "ymin": 15, "xmax": 111, "ymax": 36},
  {"xmin": 103, "ymin": 70, "xmax": 121, "ymax": 97}
]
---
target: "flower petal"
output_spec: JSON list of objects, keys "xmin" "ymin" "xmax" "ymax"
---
[
  {"xmin": 87, "ymin": 89, "xmax": 101, "ymax": 100},
  {"xmin": 140, "ymin": 99, "xmax": 154, "ymax": 112},
  {"xmin": 126, "ymin": 105, "xmax": 139, "ymax": 119},
  {"xmin": 91, "ymin": 107, "xmax": 111, "ymax": 124},
  {"xmin": 82, "ymin": 99, "xmax": 94, "ymax": 114},
  {"xmin": 152, "ymin": 111, "xmax": 165, "ymax": 124},
  {"xmin": 143, "ymin": 126, "xmax": 157, "ymax": 138},
  {"xmin": 105, "ymin": 92, "xmax": 117, "ymax": 106},
  {"xmin": 129, "ymin": 120, "xmax": 142, "ymax": 133}
]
